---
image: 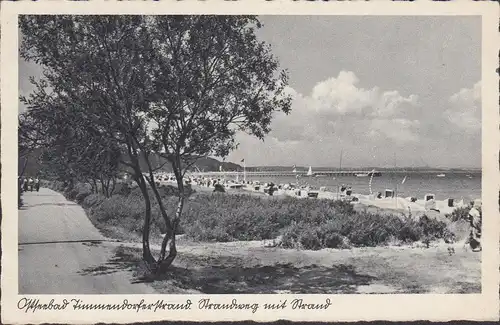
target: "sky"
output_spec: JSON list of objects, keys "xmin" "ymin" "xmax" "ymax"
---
[
  {"xmin": 227, "ymin": 15, "xmax": 482, "ymax": 168},
  {"xmin": 19, "ymin": 15, "xmax": 482, "ymax": 168}
]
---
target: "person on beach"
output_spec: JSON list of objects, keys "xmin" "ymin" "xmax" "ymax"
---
[
  {"xmin": 23, "ymin": 178, "xmax": 28, "ymax": 192},
  {"xmin": 28, "ymin": 177, "xmax": 34, "ymax": 191},
  {"xmin": 468, "ymin": 199, "xmax": 482, "ymax": 252},
  {"xmin": 268, "ymin": 183, "xmax": 276, "ymax": 196}
]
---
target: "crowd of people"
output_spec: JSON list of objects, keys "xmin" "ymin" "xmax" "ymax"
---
[{"xmin": 19, "ymin": 176, "xmax": 40, "ymax": 192}]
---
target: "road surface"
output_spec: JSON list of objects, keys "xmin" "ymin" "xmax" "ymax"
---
[{"xmin": 18, "ymin": 188, "xmax": 156, "ymax": 294}]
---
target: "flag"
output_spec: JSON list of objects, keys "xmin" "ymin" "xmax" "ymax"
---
[{"xmin": 241, "ymin": 158, "xmax": 245, "ymax": 163}]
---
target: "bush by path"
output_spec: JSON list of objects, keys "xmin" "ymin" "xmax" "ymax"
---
[{"xmin": 42, "ymin": 180, "xmax": 456, "ymax": 250}]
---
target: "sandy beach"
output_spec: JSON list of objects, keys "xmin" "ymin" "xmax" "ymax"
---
[{"xmin": 157, "ymin": 175, "xmax": 473, "ymax": 219}]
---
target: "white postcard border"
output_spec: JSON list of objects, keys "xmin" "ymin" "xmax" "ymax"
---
[{"xmin": 2, "ymin": 1, "xmax": 499, "ymax": 323}]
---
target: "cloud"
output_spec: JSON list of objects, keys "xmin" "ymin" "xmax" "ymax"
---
[
  {"xmin": 443, "ymin": 81, "xmax": 481, "ymax": 132},
  {"xmin": 226, "ymin": 77, "xmax": 482, "ymax": 168},
  {"xmin": 269, "ymin": 70, "xmax": 420, "ymax": 143},
  {"xmin": 309, "ymin": 71, "xmax": 378, "ymax": 115},
  {"xmin": 369, "ymin": 118, "xmax": 421, "ymax": 143}
]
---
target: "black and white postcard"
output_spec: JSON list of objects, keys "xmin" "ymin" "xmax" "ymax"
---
[{"xmin": 1, "ymin": 0, "xmax": 499, "ymax": 323}]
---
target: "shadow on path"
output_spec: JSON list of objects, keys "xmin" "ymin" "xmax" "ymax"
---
[
  {"xmin": 21, "ymin": 193, "xmax": 61, "ymax": 197},
  {"xmin": 19, "ymin": 239, "xmax": 118, "ymax": 246},
  {"xmin": 79, "ymin": 246, "xmax": 377, "ymax": 294},
  {"xmin": 22, "ymin": 202, "xmax": 79, "ymax": 208},
  {"xmin": 78, "ymin": 246, "xmax": 140, "ymax": 277}
]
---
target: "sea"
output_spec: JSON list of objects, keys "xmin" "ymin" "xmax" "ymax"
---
[{"xmin": 228, "ymin": 172, "xmax": 482, "ymax": 202}]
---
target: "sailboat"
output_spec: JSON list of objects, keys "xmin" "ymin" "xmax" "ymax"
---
[{"xmin": 306, "ymin": 166, "xmax": 313, "ymax": 177}]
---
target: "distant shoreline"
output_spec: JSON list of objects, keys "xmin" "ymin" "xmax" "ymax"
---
[{"xmin": 242, "ymin": 167, "xmax": 482, "ymax": 173}]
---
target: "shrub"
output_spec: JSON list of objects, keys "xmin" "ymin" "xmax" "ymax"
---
[
  {"xmin": 185, "ymin": 220, "xmax": 233, "ymax": 242},
  {"xmin": 41, "ymin": 179, "xmax": 456, "ymax": 250},
  {"xmin": 82, "ymin": 193, "xmax": 106, "ymax": 209},
  {"xmin": 114, "ymin": 182, "xmax": 132, "ymax": 196},
  {"xmin": 181, "ymin": 193, "xmax": 305, "ymax": 241},
  {"xmin": 52, "ymin": 181, "xmax": 65, "ymax": 192},
  {"xmin": 75, "ymin": 184, "xmax": 92, "ymax": 203},
  {"xmin": 75, "ymin": 191, "xmax": 91, "ymax": 204},
  {"xmin": 44, "ymin": 180, "xmax": 65, "ymax": 192},
  {"xmin": 330, "ymin": 199, "xmax": 355, "ymax": 215},
  {"xmin": 282, "ymin": 220, "xmax": 349, "ymax": 250},
  {"xmin": 180, "ymin": 193, "xmax": 389, "ymax": 244},
  {"xmin": 91, "ymin": 194, "xmax": 145, "ymax": 232},
  {"xmin": 65, "ymin": 183, "xmax": 91, "ymax": 201},
  {"xmin": 213, "ymin": 184, "xmax": 225, "ymax": 192},
  {"xmin": 398, "ymin": 224, "xmax": 422, "ymax": 242},
  {"xmin": 127, "ymin": 184, "xmax": 195, "ymax": 200},
  {"xmin": 299, "ymin": 228, "xmax": 323, "ymax": 250},
  {"xmin": 445, "ymin": 206, "xmax": 472, "ymax": 222},
  {"xmin": 323, "ymin": 231, "xmax": 346, "ymax": 248},
  {"xmin": 282, "ymin": 210, "xmax": 451, "ymax": 250},
  {"xmin": 87, "ymin": 191, "xmax": 166, "ymax": 238},
  {"xmin": 281, "ymin": 221, "xmax": 301, "ymax": 249},
  {"xmin": 418, "ymin": 215, "xmax": 449, "ymax": 241}
]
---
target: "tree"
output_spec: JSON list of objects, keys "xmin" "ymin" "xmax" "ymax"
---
[
  {"xmin": 20, "ymin": 15, "xmax": 291, "ymax": 272},
  {"xmin": 19, "ymin": 98, "xmax": 121, "ymax": 196}
]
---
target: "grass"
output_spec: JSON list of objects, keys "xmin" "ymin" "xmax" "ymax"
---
[{"xmin": 42, "ymin": 179, "xmax": 462, "ymax": 250}]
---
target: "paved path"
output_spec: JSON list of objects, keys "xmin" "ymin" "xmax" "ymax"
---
[{"xmin": 18, "ymin": 188, "xmax": 156, "ymax": 294}]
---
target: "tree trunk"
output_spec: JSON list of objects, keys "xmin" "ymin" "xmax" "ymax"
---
[
  {"xmin": 156, "ymin": 194, "xmax": 184, "ymax": 273},
  {"xmin": 20, "ymin": 156, "xmax": 29, "ymax": 177},
  {"xmin": 125, "ymin": 137, "xmax": 158, "ymax": 271},
  {"xmin": 136, "ymin": 174, "xmax": 156, "ymax": 269},
  {"xmin": 156, "ymin": 228, "xmax": 177, "ymax": 274},
  {"xmin": 104, "ymin": 178, "xmax": 110, "ymax": 198},
  {"xmin": 142, "ymin": 150, "xmax": 173, "ymax": 231},
  {"xmin": 100, "ymin": 177, "xmax": 109, "ymax": 198},
  {"xmin": 138, "ymin": 150, "xmax": 177, "ymax": 273},
  {"xmin": 93, "ymin": 179, "xmax": 99, "ymax": 194},
  {"xmin": 68, "ymin": 178, "xmax": 75, "ymax": 190},
  {"xmin": 110, "ymin": 177, "xmax": 116, "ymax": 196}
]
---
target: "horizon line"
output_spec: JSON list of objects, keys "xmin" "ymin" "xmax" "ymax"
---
[{"xmin": 221, "ymin": 164, "xmax": 481, "ymax": 170}]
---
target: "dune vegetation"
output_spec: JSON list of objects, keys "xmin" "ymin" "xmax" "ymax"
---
[{"xmin": 42, "ymin": 180, "xmax": 463, "ymax": 251}]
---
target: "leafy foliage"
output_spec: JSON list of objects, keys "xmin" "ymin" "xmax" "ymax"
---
[
  {"xmin": 445, "ymin": 205, "xmax": 472, "ymax": 222},
  {"xmin": 46, "ymin": 180, "xmax": 456, "ymax": 250},
  {"xmin": 20, "ymin": 15, "xmax": 291, "ymax": 270}
]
